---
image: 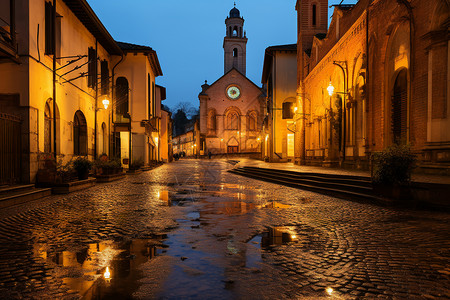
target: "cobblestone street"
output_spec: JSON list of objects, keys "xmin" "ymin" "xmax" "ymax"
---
[{"xmin": 0, "ymin": 159, "xmax": 449, "ymax": 299}]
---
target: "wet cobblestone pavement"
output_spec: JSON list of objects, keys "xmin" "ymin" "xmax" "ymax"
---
[{"xmin": 0, "ymin": 159, "xmax": 449, "ymax": 299}]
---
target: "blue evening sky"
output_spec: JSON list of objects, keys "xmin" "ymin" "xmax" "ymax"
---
[{"xmin": 86, "ymin": 0, "xmax": 357, "ymax": 110}]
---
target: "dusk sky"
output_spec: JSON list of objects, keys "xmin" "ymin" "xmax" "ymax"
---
[{"xmin": 87, "ymin": 0, "xmax": 357, "ymax": 111}]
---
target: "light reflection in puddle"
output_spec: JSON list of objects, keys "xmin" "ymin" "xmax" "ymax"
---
[
  {"xmin": 246, "ymin": 227, "xmax": 298, "ymax": 269},
  {"xmin": 35, "ymin": 238, "xmax": 166, "ymax": 299}
]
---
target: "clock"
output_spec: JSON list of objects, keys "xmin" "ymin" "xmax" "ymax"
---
[{"xmin": 226, "ymin": 85, "xmax": 241, "ymax": 100}]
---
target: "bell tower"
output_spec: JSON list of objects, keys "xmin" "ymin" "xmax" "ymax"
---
[
  {"xmin": 224, "ymin": 4, "xmax": 247, "ymax": 75},
  {"xmin": 296, "ymin": 0, "xmax": 328, "ymax": 52}
]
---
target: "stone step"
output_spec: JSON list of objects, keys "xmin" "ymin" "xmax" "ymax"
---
[
  {"xmin": 0, "ymin": 187, "xmax": 52, "ymax": 209},
  {"xmin": 239, "ymin": 167, "xmax": 373, "ymax": 192},
  {"xmin": 240, "ymin": 166, "xmax": 372, "ymax": 186},
  {"xmin": 0, "ymin": 184, "xmax": 35, "ymax": 196},
  {"xmin": 228, "ymin": 168, "xmax": 386, "ymax": 205}
]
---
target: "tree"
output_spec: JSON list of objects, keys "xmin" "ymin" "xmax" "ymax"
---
[{"xmin": 172, "ymin": 109, "xmax": 189, "ymax": 137}]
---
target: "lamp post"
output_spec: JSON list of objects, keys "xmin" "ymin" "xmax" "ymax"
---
[{"xmin": 327, "ymin": 60, "xmax": 348, "ymax": 162}]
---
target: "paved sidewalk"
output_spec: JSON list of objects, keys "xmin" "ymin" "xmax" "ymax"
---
[{"xmin": 236, "ymin": 158, "xmax": 450, "ymax": 185}]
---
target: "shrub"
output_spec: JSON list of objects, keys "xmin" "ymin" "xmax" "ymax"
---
[
  {"xmin": 371, "ymin": 144, "xmax": 416, "ymax": 185},
  {"xmin": 73, "ymin": 156, "xmax": 92, "ymax": 179}
]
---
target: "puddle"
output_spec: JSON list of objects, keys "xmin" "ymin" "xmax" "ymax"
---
[
  {"xmin": 35, "ymin": 238, "xmax": 166, "ymax": 299},
  {"xmin": 248, "ymin": 226, "xmax": 298, "ymax": 250}
]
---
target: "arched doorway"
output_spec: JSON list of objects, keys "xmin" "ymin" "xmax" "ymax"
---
[
  {"xmin": 391, "ymin": 69, "xmax": 408, "ymax": 144},
  {"xmin": 44, "ymin": 102, "xmax": 52, "ymax": 154},
  {"xmin": 74, "ymin": 111, "xmax": 87, "ymax": 155}
]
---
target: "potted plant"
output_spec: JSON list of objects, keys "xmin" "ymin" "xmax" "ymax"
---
[
  {"xmin": 371, "ymin": 144, "xmax": 416, "ymax": 201},
  {"xmin": 73, "ymin": 156, "xmax": 93, "ymax": 180}
]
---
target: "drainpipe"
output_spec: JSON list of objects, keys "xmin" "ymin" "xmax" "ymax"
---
[
  {"xmin": 94, "ymin": 40, "xmax": 98, "ymax": 159},
  {"xmin": 52, "ymin": 0, "xmax": 57, "ymax": 160}
]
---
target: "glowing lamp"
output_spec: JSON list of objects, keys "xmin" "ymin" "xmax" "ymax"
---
[
  {"xmin": 102, "ymin": 98, "xmax": 110, "ymax": 110},
  {"xmin": 327, "ymin": 82, "xmax": 335, "ymax": 97}
]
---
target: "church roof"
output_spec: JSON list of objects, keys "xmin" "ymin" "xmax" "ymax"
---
[
  {"xmin": 230, "ymin": 7, "xmax": 240, "ymax": 18},
  {"xmin": 199, "ymin": 67, "xmax": 262, "ymax": 97}
]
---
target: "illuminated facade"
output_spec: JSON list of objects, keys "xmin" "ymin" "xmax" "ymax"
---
[
  {"xmin": 199, "ymin": 6, "xmax": 264, "ymax": 155},
  {"xmin": 261, "ymin": 44, "xmax": 297, "ymax": 162},
  {"xmin": 0, "ymin": 0, "xmax": 164, "ymax": 184},
  {"xmin": 295, "ymin": 0, "xmax": 450, "ymax": 174}
]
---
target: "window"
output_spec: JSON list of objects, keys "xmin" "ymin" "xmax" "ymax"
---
[
  {"xmin": 115, "ymin": 77, "xmax": 129, "ymax": 123},
  {"xmin": 88, "ymin": 47, "xmax": 97, "ymax": 88},
  {"xmin": 45, "ymin": 2, "xmax": 61, "ymax": 57},
  {"xmin": 73, "ymin": 111, "xmax": 87, "ymax": 155},
  {"xmin": 248, "ymin": 112, "xmax": 257, "ymax": 131},
  {"xmin": 227, "ymin": 111, "xmax": 239, "ymax": 130},
  {"xmin": 148, "ymin": 74, "xmax": 151, "ymax": 119},
  {"xmin": 152, "ymin": 82, "xmax": 156, "ymax": 116},
  {"xmin": 208, "ymin": 110, "xmax": 216, "ymax": 131},
  {"xmin": 233, "ymin": 26, "xmax": 238, "ymax": 37},
  {"xmin": 282, "ymin": 102, "xmax": 294, "ymax": 119},
  {"xmin": 45, "ymin": 1, "xmax": 53, "ymax": 55},
  {"xmin": 233, "ymin": 48, "xmax": 238, "ymax": 57},
  {"xmin": 101, "ymin": 61, "xmax": 109, "ymax": 95},
  {"xmin": 312, "ymin": 4, "xmax": 317, "ymax": 26}
]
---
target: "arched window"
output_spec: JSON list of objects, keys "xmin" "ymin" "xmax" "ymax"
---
[
  {"xmin": 233, "ymin": 26, "xmax": 238, "ymax": 37},
  {"xmin": 392, "ymin": 69, "xmax": 408, "ymax": 144},
  {"xmin": 115, "ymin": 77, "xmax": 129, "ymax": 122},
  {"xmin": 229, "ymin": 26, "xmax": 232, "ymax": 37},
  {"xmin": 44, "ymin": 102, "xmax": 52, "ymax": 153},
  {"xmin": 227, "ymin": 111, "xmax": 239, "ymax": 130},
  {"xmin": 208, "ymin": 110, "xmax": 216, "ymax": 131},
  {"xmin": 73, "ymin": 110, "xmax": 87, "ymax": 155},
  {"xmin": 312, "ymin": 4, "xmax": 317, "ymax": 26},
  {"xmin": 233, "ymin": 48, "xmax": 238, "ymax": 57},
  {"xmin": 239, "ymin": 27, "xmax": 242, "ymax": 38},
  {"xmin": 248, "ymin": 111, "xmax": 257, "ymax": 131}
]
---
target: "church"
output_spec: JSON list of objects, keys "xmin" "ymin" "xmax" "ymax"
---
[{"xmin": 198, "ymin": 6, "xmax": 264, "ymax": 155}]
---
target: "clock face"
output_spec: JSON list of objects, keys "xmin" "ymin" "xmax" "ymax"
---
[{"xmin": 227, "ymin": 86, "xmax": 241, "ymax": 100}]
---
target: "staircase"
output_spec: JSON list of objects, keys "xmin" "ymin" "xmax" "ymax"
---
[
  {"xmin": 228, "ymin": 166, "xmax": 385, "ymax": 204},
  {"xmin": 0, "ymin": 185, "xmax": 52, "ymax": 209}
]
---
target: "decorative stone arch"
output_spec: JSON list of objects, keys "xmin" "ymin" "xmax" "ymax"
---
[
  {"xmin": 207, "ymin": 108, "xmax": 217, "ymax": 131},
  {"xmin": 224, "ymin": 106, "xmax": 242, "ymax": 130},
  {"xmin": 384, "ymin": 21, "xmax": 410, "ymax": 146},
  {"xmin": 430, "ymin": 0, "xmax": 449, "ymax": 32},
  {"xmin": 246, "ymin": 110, "xmax": 258, "ymax": 131},
  {"xmin": 44, "ymin": 98, "xmax": 60, "ymax": 154}
]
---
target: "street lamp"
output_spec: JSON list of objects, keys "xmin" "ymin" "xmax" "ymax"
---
[
  {"xmin": 327, "ymin": 60, "xmax": 348, "ymax": 162},
  {"xmin": 102, "ymin": 97, "xmax": 110, "ymax": 110},
  {"xmin": 327, "ymin": 82, "xmax": 335, "ymax": 97}
]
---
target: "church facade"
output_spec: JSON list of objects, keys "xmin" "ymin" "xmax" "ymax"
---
[{"xmin": 199, "ymin": 6, "xmax": 264, "ymax": 155}]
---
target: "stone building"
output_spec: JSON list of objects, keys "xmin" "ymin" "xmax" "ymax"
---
[
  {"xmin": 199, "ymin": 5, "xmax": 264, "ymax": 155},
  {"xmin": 295, "ymin": 0, "xmax": 450, "ymax": 174},
  {"xmin": 0, "ymin": 0, "xmax": 164, "ymax": 184},
  {"xmin": 261, "ymin": 44, "xmax": 297, "ymax": 162}
]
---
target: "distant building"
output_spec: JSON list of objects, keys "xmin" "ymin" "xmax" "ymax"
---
[
  {"xmin": 261, "ymin": 44, "xmax": 297, "ymax": 162},
  {"xmin": 173, "ymin": 119, "xmax": 199, "ymax": 157},
  {"xmin": 198, "ymin": 5, "xmax": 264, "ymax": 156},
  {"xmin": 295, "ymin": 0, "xmax": 450, "ymax": 174}
]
